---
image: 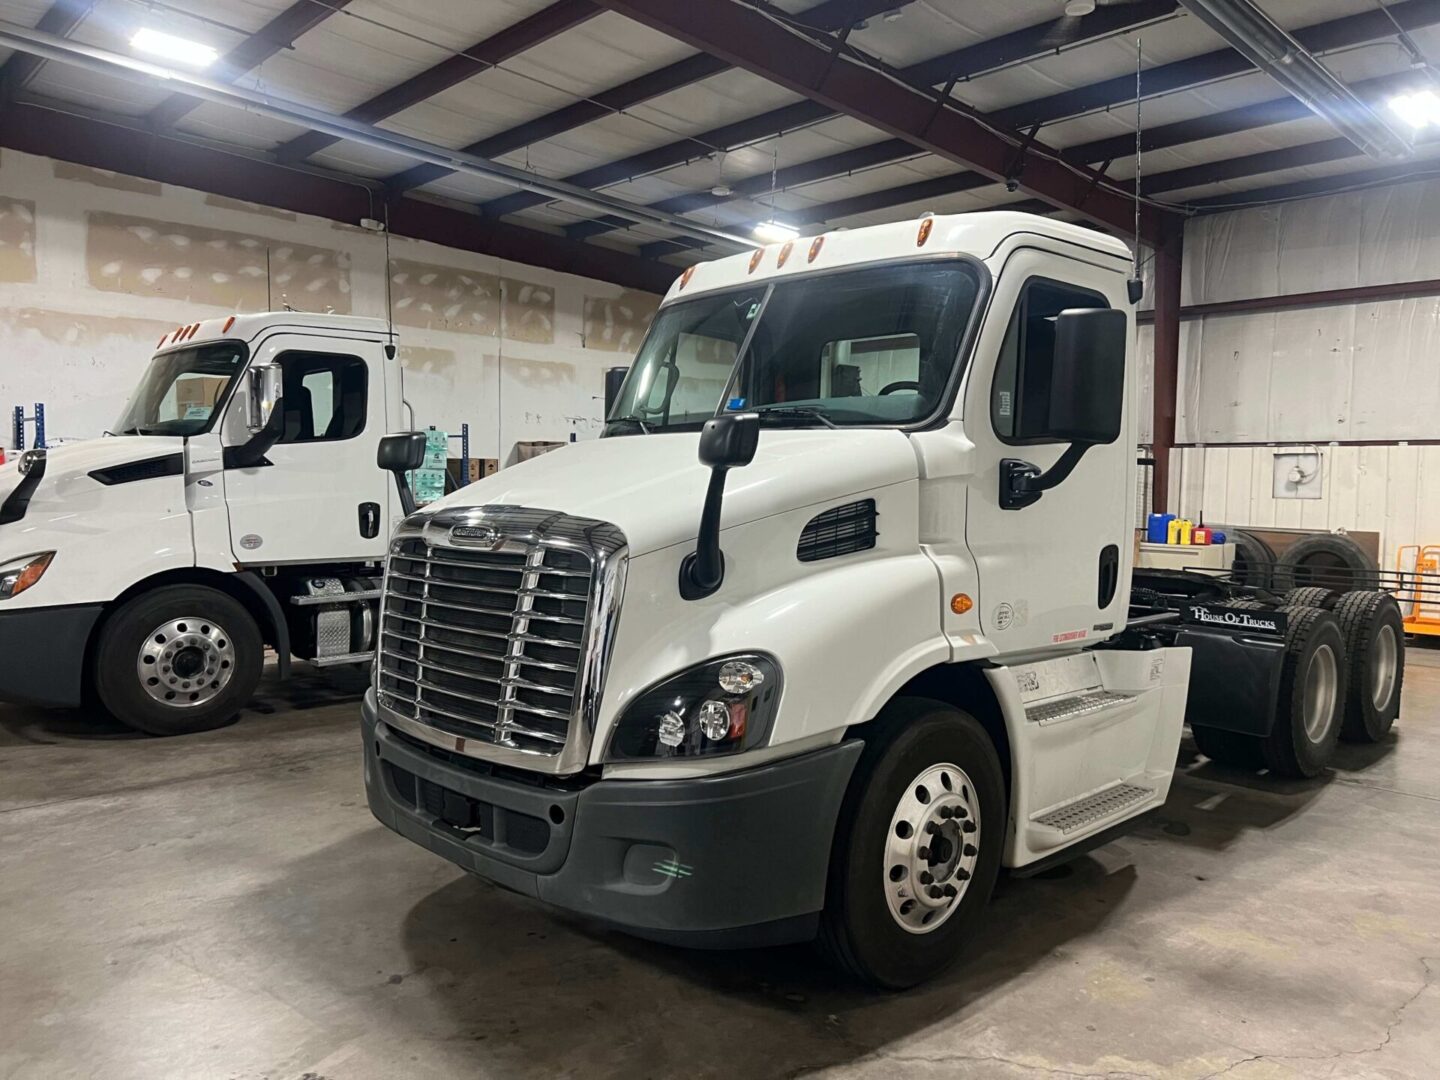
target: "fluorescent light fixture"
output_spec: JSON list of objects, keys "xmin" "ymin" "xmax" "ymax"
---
[
  {"xmin": 1389, "ymin": 91, "xmax": 1440, "ymax": 130},
  {"xmin": 130, "ymin": 28, "xmax": 218, "ymax": 68},
  {"xmin": 753, "ymin": 220, "xmax": 799, "ymax": 244}
]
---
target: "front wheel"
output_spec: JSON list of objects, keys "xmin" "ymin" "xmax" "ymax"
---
[
  {"xmin": 94, "ymin": 585, "xmax": 262, "ymax": 735},
  {"xmin": 819, "ymin": 697, "xmax": 1005, "ymax": 989}
]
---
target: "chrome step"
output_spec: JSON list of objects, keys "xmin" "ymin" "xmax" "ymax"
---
[
  {"xmin": 1033, "ymin": 782, "xmax": 1153, "ymax": 834},
  {"xmin": 310, "ymin": 651, "xmax": 375, "ymax": 668},
  {"xmin": 1025, "ymin": 689, "xmax": 1134, "ymax": 726}
]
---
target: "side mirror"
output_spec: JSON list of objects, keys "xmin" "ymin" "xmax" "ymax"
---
[
  {"xmin": 1047, "ymin": 308, "xmax": 1126, "ymax": 445},
  {"xmin": 246, "ymin": 363, "xmax": 282, "ymax": 433},
  {"xmin": 680, "ymin": 412, "xmax": 759, "ymax": 600},
  {"xmin": 999, "ymin": 308, "xmax": 1127, "ymax": 511},
  {"xmin": 378, "ymin": 432, "xmax": 427, "ymax": 516},
  {"xmin": 604, "ymin": 367, "xmax": 629, "ymax": 415}
]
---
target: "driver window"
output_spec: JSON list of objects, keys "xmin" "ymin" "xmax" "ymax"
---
[
  {"xmin": 820, "ymin": 333, "xmax": 921, "ymax": 398},
  {"xmin": 275, "ymin": 351, "xmax": 368, "ymax": 444}
]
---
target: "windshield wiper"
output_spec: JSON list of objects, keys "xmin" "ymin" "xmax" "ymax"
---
[
  {"xmin": 606, "ymin": 415, "xmax": 653, "ymax": 434},
  {"xmin": 750, "ymin": 405, "xmax": 838, "ymax": 429}
]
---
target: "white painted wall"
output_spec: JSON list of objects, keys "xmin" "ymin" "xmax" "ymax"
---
[
  {"xmin": 0, "ymin": 148, "xmax": 660, "ymax": 462},
  {"xmin": 1139, "ymin": 178, "xmax": 1440, "ymax": 563}
]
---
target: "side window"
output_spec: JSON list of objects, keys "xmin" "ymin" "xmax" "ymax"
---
[
  {"xmin": 276, "ymin": 351, "xmax": 367, "ymax": 444},
  {"xmin": 992, "ymin": 278, "xmax": 1108, "ymax": 443}
]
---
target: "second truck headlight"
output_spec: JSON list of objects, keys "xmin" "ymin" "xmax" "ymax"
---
[
  {"xmin": 0, "ymin": 551, "xmax": 54, "ymax": 601},
  {"xmin": 605, "ymin": 654, "xmax": 781, "ymax": 761}
]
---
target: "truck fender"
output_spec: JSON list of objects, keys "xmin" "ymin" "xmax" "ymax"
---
[{"xmin": 231, "ymin": 571, "xmax": 292, "ymax": 680}]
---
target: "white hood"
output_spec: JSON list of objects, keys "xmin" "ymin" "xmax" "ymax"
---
[
  {"xmin": 0, "ymin": 436, "xmax": 186, "ymax": 509},
  {"xmin": 422, "ymin": 428, "xmax": 920, "ymax": 556}
]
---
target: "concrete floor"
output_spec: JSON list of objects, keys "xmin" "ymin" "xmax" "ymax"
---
[{"xmin": 3, "ymin": 653, "xmax": 1438, "ymax": 1080}]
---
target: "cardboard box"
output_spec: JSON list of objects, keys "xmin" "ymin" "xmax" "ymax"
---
[
  {"xmin": 446, "ymin": 457, "xmax": 500, "ymax": 487},
  {"xmin": 515, "ymin": 440, "xmax": 564, "ymax": 462},
  {"xmin": 174, "ymin": 376, "xmax": 229, "ymax": 419}
]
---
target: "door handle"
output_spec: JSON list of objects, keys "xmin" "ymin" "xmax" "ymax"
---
[{"xmin": 359, "ymin": 502, "xmax": 380, "ymax": 539}]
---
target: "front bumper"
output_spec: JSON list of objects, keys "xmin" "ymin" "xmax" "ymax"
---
[
  {"xmin": 362, "ymin": 690, "xmax": 863, "ymax": 947},
  {"xmin": 0, "ymin": 603, "xmax": 103, "ymax": 707}
]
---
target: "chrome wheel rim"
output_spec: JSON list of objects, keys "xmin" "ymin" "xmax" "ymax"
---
[
  {"xmin": 1302, "ymin": 643, "xmax": 1339, "ymax": 742},
  {"xmin": 1371, "ymin": 624, "xmax": 1398, "ymax": 711},
  {"xmin": 883, "ymin": 762, "xmax": 980, "ymax": 935},
  {"xmin": 136, "ymin": 617, "xmax": 235, "ymax": 708}
]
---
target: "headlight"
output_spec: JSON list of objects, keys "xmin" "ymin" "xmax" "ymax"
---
[
  {"xmin": 0, "ymin": 551, "xmax": 55, "ymax": 601},
  {"xmin": 605, "ymin": 654, "xmax": 781, "ymax": 761}
]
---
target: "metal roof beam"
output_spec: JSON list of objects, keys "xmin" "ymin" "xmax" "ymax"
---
[
  {"xmin": 0, "ymin": 0, "xmax": 90, "ymax": 103},
  {"xmin": 383, "ymin": 0, "xmax": 915, "ymax": 198},
  {"xmin": 585, "ymin": 0, "xmax": 1167, "ymax": 241},
  {"xmin": 147, "ymin": 0, "xmax": 354, "ymax": 131},
  {"xmin": 480, "ymin": 0, "xmax": 1176, "ymax": 222},
  {"xmin": 0, "ymin": 98, "xmax": 674, "ymax": 292},
  {"xmin": 274, "ymin": 0, "xmax": 600, "ymax": 163}
]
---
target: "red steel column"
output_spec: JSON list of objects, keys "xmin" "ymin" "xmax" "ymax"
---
[{"xmin": 1150, "ymin": 218, "xmax": 1184, "ymax": 514}]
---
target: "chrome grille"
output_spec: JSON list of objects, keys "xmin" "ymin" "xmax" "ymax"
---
[{"xmin": 375, "ymin": 506, "xmax": 626, "ymax": 775}]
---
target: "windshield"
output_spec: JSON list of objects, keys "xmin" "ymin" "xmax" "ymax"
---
[
  {"xmin": 608, "ymin": 260, "xmax": 981, "ymax": 432},
  {"xmin": 115, "ymin": 342, "xmax": 249, "ymax": 437}
]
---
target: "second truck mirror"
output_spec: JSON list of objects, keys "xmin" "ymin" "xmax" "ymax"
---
[
  {"xmin": 377, "ymin": 432, "xmax": 427, "ymax": 517},
  {"xmin": 680, "ymin": 412, "xmax": 759, "ymax": 601},
  {"xmin": 246, "ymin": 363, "xmax": 282, "ymax": 433}
]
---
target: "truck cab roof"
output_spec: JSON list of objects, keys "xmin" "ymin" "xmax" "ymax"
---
[
  {"xmin": 664, "ymin": 211, "xmax": 1133, "ymax": 304},
  {"xmin": 154, "ymin": 311, "xmax": 392, "ymax": 355}
]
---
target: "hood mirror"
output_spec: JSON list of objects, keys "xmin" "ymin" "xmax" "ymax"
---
[
  {"xmin": 378, "ymin": 432, "xmax": 427, "ymax": 516},
  {"xmin": 680, "ymin": 412, "xmax": 759, "ymax": 601}
]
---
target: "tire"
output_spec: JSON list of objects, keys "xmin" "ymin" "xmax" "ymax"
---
[
  {"xmin": 1224, "ymin": 598, "xmax": 1270, "ymax": 610},
  {"xmin": 1285, "ymin": 586, "xmax": 1337, "ymax": 610},
  {"xmin": 94, "ymin": 585, "xmax": 262, "ymax": 736},
  {"xmin": 818, "ymin": 697, "xmax": 1005, "ymax": 989},
  {"xmin": 1272, "ymin": 533, "xmax": 1374, "ymax": 592},
  {"xmin": 1260, "ymin": 606, "xmax": 1346, "ymax": 778},
  {"xmin": 1231, "ymin": 530, "xmax": 1276, "ymax": 588},
  {"xmin": 1333, "ymin": 591, "xmax": 1404, "ymax": 743},
  {"xmin": 1190, "ymin": 723, "xmax": 1264, "ymax": 769}
]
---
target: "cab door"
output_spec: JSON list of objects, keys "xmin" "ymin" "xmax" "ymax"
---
[
  {"xmin": 962, "ymin": 249, "xmax": 1134, "ymax": 654},
  {"xmin": 222, "ymin": 333, "xmax": 390, "ymax": 564}
]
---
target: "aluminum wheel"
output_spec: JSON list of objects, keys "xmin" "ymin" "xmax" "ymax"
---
[
  {"xmin": 1302, "ymin": 643, "xmax": 1339, "ymax": 743},
  {"xmin": 1371, "ymin": 624, "xmax": 1398, "ymax": 711},
  {"xmin": 883, "ymin": 762, "xmax": 981, "ymax": 935},
  {"xmin": 136, "ymin": 616, "xmax": 236, "ymax": 708}
]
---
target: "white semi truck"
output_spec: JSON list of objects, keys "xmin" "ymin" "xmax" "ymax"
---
[
  {"xmin": 0, "ymin": 313, "xmax": 414, "ymax": 734},
  {"xmin": 0, "ymin": 212, "xmax": 1404, "ymax": 986}
]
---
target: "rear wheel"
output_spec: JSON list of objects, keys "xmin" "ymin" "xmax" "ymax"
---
[
  {"xmin": 94, "ymin": 585, "xmax": 262, "ymax": 736},
  {"xmin": 819, "ymin": 698, "xmax": 1004, "ymax": 989},
  {"xmin": 1333, "ymin": 590, "xmax": 1404, "ymax": 743},
  {"xmin": 1261, "ymin": 606, "xmax": 1346, "ymax": 777}
]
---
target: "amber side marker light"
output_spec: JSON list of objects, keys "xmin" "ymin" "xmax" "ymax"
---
[
  {"xmin": 951, "ymin": 593, "xmax": 973, "ymax": 615},
  {"xmin": 808, "ymin": 235, "xmax": 825, "ymax": 263}
]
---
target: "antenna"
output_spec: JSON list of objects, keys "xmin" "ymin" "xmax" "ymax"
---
[
  {"xmin": 383, "ymin": 200, "xmax": 395, "ymax": 343},
  {"xmin": 1127, "ymin": 37, "xmax": 1146, "ymax": 306}
]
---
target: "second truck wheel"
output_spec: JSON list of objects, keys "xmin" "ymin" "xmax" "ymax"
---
[
  {"xmin": 1261, "ymin": 607, "xmax": 1346, "ymax": 778},
  {"xmin": 94, "ymin": 584, "xmax": 263, "ymax": 736}
]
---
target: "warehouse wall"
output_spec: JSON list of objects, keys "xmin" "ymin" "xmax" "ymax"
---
[
  {"xmin": 1130, "ymin": 179, "xmax": 1440, "ymax": 565},
  {"xmin": 0, "ymin": 148, "xmax": 661, "ymax": 462}
]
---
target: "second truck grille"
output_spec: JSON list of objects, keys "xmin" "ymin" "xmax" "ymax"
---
[{"xmin": 378, "ymin": 537, "xmax": 593, "ymax": 756}]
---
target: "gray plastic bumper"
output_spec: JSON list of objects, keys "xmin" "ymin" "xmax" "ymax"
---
[
  {"xmin": 362, "ymin": 690, "xmax": 863, "ymax": 947},
  {"xmin": 0, "ymin": 603, "xmax": 103, "ymax": 708}
]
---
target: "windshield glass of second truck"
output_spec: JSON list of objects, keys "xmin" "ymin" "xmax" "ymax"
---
[
  {"xmin": 608, "ymin": 259, "xmax": 981, "ymax": 432},
  {"xmin": 115, "ymin": 342, "xmax": 249, "ymax": 437}
]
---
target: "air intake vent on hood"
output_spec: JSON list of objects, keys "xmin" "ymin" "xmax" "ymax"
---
[
  {"xmin": 797, "ymin": 499, "xmax": 877, "ymax": 562},
  {"xmin": 89, "ymin": 453, "xmax": 184, "ymax": 486}
]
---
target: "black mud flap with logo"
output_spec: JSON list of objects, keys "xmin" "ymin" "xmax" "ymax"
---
[{"xmin": 1174, "ymin": 613, "xmax": 1287, "ymax": 737}]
